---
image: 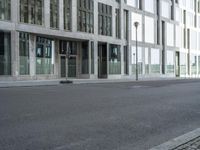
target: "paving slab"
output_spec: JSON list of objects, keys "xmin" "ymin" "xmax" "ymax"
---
[{"xmin": 150, "ymin": 128, "xmax": 200, "ymax": 150}]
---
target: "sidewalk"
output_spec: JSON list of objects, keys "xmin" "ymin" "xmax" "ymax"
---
[
  {"xmin": 0, "ymin": 77, "xmax": 195, "ymax": 88},
  {"xmin": 150, "ymin": 128, "xmax": 200, "ymax": 150}
]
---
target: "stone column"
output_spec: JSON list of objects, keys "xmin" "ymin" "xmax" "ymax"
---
[
  {"xmin": 94, "ymin": 41, "xmax": 98, "ymax": 78},
  {"xmin": 11, "ymin": 31, "xmax": 19, "ymax": 78},
  {"xmin": 29, "ymin": 34, "xmax": 36, "ymax": 78}
]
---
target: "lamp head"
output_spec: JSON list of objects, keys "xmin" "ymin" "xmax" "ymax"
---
[{"xmin": 134, "ymin": 22, "xmax": 139, "ymax": 28}]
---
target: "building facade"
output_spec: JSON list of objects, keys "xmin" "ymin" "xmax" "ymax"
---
[{"xmin": 0, "ymin": 0, "xmax": 200, "ymax": 81}]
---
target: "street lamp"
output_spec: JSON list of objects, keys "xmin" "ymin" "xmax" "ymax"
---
[{"xmin": 134, "ymin": 21, "xmax": 139, "ymax": 81}]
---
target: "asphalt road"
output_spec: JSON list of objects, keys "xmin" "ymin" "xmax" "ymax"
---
[{"xmin": 0, "ymin": 79, "xmax": 200, "ymax": 150}]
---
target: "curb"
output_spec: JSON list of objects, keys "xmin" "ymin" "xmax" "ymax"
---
[{"xmin": 150, "ymin": 128, "xmax": 200, "ymax": 150}]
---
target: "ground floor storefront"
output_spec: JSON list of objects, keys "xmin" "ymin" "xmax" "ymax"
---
[{"xmin": 1, "ymin": 30, "xmax": 200, "ymax": 81}]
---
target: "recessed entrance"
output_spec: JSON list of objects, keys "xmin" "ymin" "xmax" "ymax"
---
[
  {"xmin": 60, "ymin": 56, "xmax": 77, "ymax": 78},
  {"xmin": 98, "ymin": 43, "xmax": 107, "ymax": 78}
]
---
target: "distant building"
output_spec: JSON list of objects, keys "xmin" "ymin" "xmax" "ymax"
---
[{"xmin": 0, "ymin": 0, "xmax": 199, "ymax": 81}]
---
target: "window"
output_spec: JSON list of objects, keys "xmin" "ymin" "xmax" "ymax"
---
[
  {"xmin": 91, "ymin": 41, "xmax": 94, "ymax": 74},
  {"xmin": 82, "ymin": 42, "xmax": 89, "ymax": 74},
  {"xmin": 166, "ymin": 23, "xmax": 174, "ymax": 46},
  {"xmin": 0, "ymin": 31, "xmax": 11, "ymax": 75},
  {"xmin": 19, "ymin": 32, "xmax": 29, "ymax": 75},
  {"xmin": 145, "ymin": 48, "xmax": 149, "ymax": 74},
  {"xmin": 77, "ymin": 0, "xmax": 94, "ymax": 33},
  {"xmin": 115, "ymin": 9, "xmax": 120, "ymax": 39},
  {"xmin": 124, "ymin": 46, "xmax": 129, "ymax": 74},
  {"xmin": 161, "ymin": 0, "xmax": 171, "ymax": 19},
  {"xmin": 50, "ymin": 0, "xmax": 59, "ymax": 29},
  {"xmin": 190, "ymin": 54, "xmax": 197, "ymax": 75},
  {"xmin": 98, "ymin": 3, "xmax": 112, "ymax": 36},
  {"xmin": 126, "ymin": 0, "xmax": 141, "ymax": 9},
  {"xmin": 20, "ymin": 0, "xmax": 43, "ymax": 25},
  {"xmin": 124, "ymin": 10, "xmax": 128, "ymax": 40},
  {"xmin": 144, "ymin": 0, "xmax": 154, "ymax": 13},
  {"xmin": 131, "ymin": 12, "xmax": 142, "ymax": 41},
  {"xmin": 180, "ymin": 52, "xmax": 187, "ymax": 75},
  {"xmin": 109, "ymin": 44, "xmax": 121, "ymax": 74},
  {"xmin": 145, "ymin": 16, "xmax": 154, "ymax": 43},
  {"xmin": 151, "ymin": 48, "xmax": 160, "ymax": 74},
  {"xmin": 64, "ymin": 0, "xmax": 71, "ymax": 30},
  {"xmin": 132, "ymin": 46, "xmax": 143, "ymax": 75},
  {"xmin": 36, "ymin": 37, "xmax": 52, "ymax": 74},
  {"xmin": 0, "ymin": 0, "xmax": 11, "ymax": 20},
  {"xmin": 166, "ymin": 50, "xmax": 174, "ymax": 73}
]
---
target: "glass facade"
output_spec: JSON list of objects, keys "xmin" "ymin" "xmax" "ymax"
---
[
  {"xmin": 64, "ymin": 0, "xmax": 71, "ymax": 30},
  {"xmin": 0, "ymin": 31, "xmax": 11, "ymax": 75},
  {"xmin": 36, "ymin": 37, "xmax": 52, "ymax": 74},
  {"xmin": 131, "ymin": 12, "xmax": 142, "ymax": 41},
  {"xmin": 19, "ymin": 32, "xmax": 29, "ymax": 75},
  {"xmin": 166, "ymin": 51, "xmax": 174, "ymax": 74},
  {"xmin": 82, "ymin": 42, "xmax": 89, "ymax": 74},
  {"xmin": 145, "ymin": 16, "xmax": 154, "ymax": 43},
  {"xmin": 20, "ymin": 0, "xmax": 43, "ymax": 25},
  {"xmin": 190, "ymin": 54, "xmax": 197, "ymax": 75},
  {"xmin": 132, "ymin": 46, "xmax": 142, "ymax": 75},
  {"xmin": 109, "ymin": 45, "xmax": 121, "ymax": 74},
  {"xmin": 180, "ymin": 52, "xmax": 187, "ymax": 75},
  {"xmin": 50, "ymin": 0, "xmax": 59, "ymax": 29},
  {"xmin": 115, "ymin": 8, "xmax": 120, "ymax": 39},
  {"xmin": 151, "ymin": 48, "xmax": 160, "ymax": 74},
  {"xmin": 0, "ymin": 0, "xmax": 10, "ymax": 20},
  {"xmin": 98, "ymin": 3, "xmax": 112, "ymax": 36},
  {"xmin": 77, "ymin": 0, "xmax": 94, "ymax": 33},
  {"xmin": 145, "ymin": 48, "xmax": 149, "ymax": 74},
  {"xmin": 144, "ymin": 0, "xmax": 154, "ymax": 13}
]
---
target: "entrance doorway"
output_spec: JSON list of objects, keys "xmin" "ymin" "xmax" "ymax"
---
[
  {"xmin": 98, "ymin": 43, "xmax": 107, "ymax": 78},
  {"xmin": 60, "ymin": 56, "xmax": 77, "ymax": 78},
  {"xmin": 175, "ymin": 52, "xmax": 180, "ymax": 77}
]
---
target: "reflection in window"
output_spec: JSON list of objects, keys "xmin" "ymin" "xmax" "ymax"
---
[
  {"xmin": 0, "ymin": 0, "xmax": 11, "ymax": 20},
  {"xmin": 64, "ymin": 0, "xmax": 71, "ymax": 30},
  {"xmin": 132, "ymin": 46, "xmax": 142, "ymax": 75},
  {"xmin": 50, "ymin": 0, "xmax": 59, "ymax": 29},
  {"xmin": 145, "ymin": 48, "xmax": 149, "ymax": 74},
  {"xmin": 98, "ymin": 3, "xmax": 112, "ymax": 36},
  {"xmin": 190, "ymin": 54, "xmax": 197, "ymax": 75},
  {"xmin": 82, "ymin": 42, "xmax": 89, "ymax": 74},
  {"xmin": 20, "ymin": 0, "xmax": 43, "ymax": 25},
  {"xmin": 166, "ymin": 51, "xmax": 174, "ymax": 73},
  {"xmin": 151, "ymin": 48, "xmax": 160, "ymax": 73},
  {"xmin": 77, "ymin": 0, "xmax": 94, "ymax": 33},
  {"xmin": 36, "ymin": 37, "xmax": 52, "ymax": 74},
  {"xmin": 0, "ymin": 31, "xmax": 11, "ymax": 75},
  {"xmin": 109, "ymin": 45, "xmax": 121, "ymax": 74},
  {"xmin": 19, "ymin": 32, "xmax": 29, "ymax": 75},
  {"xmin": 180, "ymin": 52, "xmax": 187, "ymax": 75}
]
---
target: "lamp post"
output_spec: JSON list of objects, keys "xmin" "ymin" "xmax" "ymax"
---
[{"xmin": 134, "ymin": 21, "xmax": 139, "ymax": 81}]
